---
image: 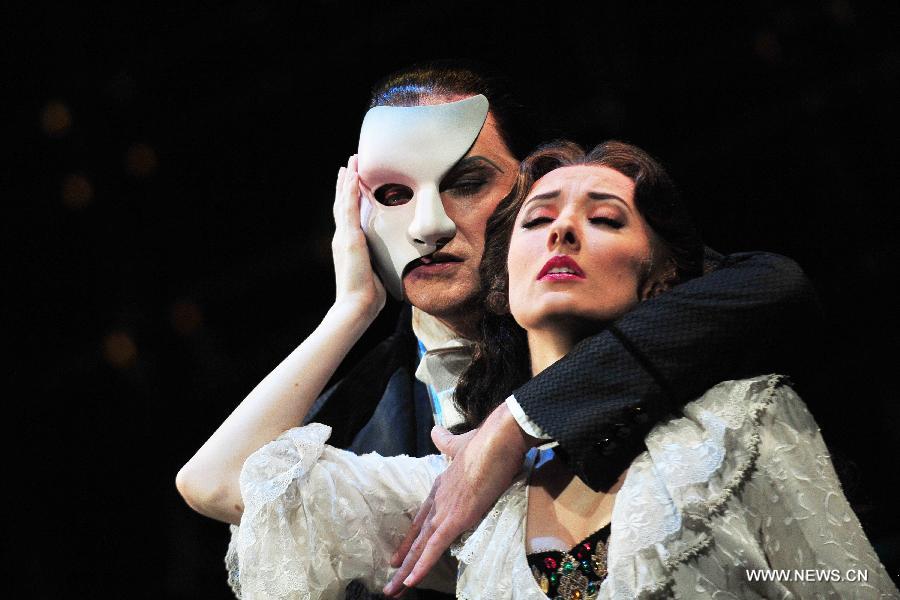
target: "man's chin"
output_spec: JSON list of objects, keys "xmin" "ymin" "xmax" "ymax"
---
[{"xmin": 402, "ymin": 277, "xmax": 479, "ymax": 323}]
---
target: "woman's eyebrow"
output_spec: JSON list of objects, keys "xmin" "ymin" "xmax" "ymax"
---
[
  {"xmin": 587, "ymin": 191, "xmax": 625, "ymax": 202},
  {"xmin": 522, "ymin": 190, "xmax": 560, "ymax": 209},
  {"xmin": 587, "ymin": 191, "xmax": 632, "ymax": 212},
  {"xmin": 522, "ymin": 190, "xmax": 629, "ymax": 212}
]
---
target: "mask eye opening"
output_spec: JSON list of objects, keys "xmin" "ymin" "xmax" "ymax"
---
[{"xmin": 373, "ymin": 184, "xmax": 414, "ymax": 207}]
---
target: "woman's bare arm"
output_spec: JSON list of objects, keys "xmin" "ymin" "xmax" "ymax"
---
[{"xmin": 176, "ymin": 155, "xmax": 385, "ymax": 524}]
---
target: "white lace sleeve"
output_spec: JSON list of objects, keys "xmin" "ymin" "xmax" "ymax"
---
[
  {"xmin": 754, "ymin": 386, "xmax": 898, "ymax": 598},
  {"xmin": 225, "ymin": 423, "xmax": 450, "ymax": 600}
]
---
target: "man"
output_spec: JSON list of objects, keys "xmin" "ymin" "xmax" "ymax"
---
[{"xmin": 304, "ymin": 62, "xmax": 819, "ymax": 597}]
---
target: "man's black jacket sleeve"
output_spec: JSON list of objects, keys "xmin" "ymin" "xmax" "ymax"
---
[{"xmin": 512, "ymin": 251, "xmax": 820, "ymax": 491}]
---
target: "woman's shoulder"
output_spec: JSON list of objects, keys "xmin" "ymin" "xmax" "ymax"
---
[
  {"xmin": 601, "ymin": 375, "xmax": 806, "ymax": 597},
  {"xmin": 646, "ymin": 375, "xmax": 804, "ymax": 454},
  {"xmin": 641, "ymin": 374, "xmax": 803, "ymax": 497},
  {"xmin": 666, "ymin": 374, "xmax": 795, "ymax": 431}
]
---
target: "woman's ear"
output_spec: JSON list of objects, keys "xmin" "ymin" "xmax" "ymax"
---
[{"xmin": 641, "ymin": 259, "xmax": 678, "ymax": 300}]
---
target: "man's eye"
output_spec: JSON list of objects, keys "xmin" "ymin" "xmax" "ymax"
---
[
  {"xmin": 444, "ymin": 179, "xmax": 487, "ymax": 197},
  {"xmin": 522, "ymin": 216, "xmax": 553, "ymax": 229},
  {"xmin": 589, "ymin": 217, "xmax": 624, "ymax": 229},
  {"xmin": 374, "ymin": 184, "xmax": 413, "ymax": 206}
]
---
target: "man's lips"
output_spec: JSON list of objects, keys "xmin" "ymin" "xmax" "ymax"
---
[
  {"xmin": 403, "ymin": 253, "xmax": 464, "ymax": 277},
  {"xmin": 538, "ymin": 255, "xmax": 585, "ymax": 281}
]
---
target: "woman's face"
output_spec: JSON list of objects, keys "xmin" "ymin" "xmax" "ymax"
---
[
  {"xmin": 507, "ymin": 165, "xmax": 657, "ymax": 334},
  {"xmin": 401, "ymin": 112, "xmax": 518, "ymax": 323}
]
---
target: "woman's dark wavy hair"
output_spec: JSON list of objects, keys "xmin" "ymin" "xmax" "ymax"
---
[
  {"xmin": 368, "ymin": 60, "xmax": 541, "ymax": 160},
  {"xmin": 452, "ymin": 140, "xmax": 705, "ymax": 431}
]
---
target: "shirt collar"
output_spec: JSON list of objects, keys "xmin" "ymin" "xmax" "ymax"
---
[
  {"xmin": 410, "ymin": 307, "xmax": 472, "ymax": 352},
  {"xmin": 411, "ymin": 308, "xmax": 474, "ymax": 429}
]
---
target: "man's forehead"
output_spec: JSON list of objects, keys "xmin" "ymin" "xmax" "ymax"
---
[
  {"xmin": 463, "ymin": 113, "xmax": 499, "ymax": 155},
  {"xmin": 357, "ymin": 95, "xmax": 489, "ymax": 181}
]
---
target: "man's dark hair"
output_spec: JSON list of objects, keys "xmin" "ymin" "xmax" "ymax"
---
[{"xmin": 368, "ymin": 60, "xmax": 539, "ymax": 160}]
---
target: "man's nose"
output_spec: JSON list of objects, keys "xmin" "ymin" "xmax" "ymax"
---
[
  {"xmin": 408, "ymin": 186, "xmax": 456, "ymax": 249},
  {"xmin": 547, "ymin": 216, "xmax": 580, "ymax": 252}
]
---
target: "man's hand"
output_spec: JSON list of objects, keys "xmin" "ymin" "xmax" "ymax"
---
[{"xmin": 382, "ymin": 403, "xmax": 537, "ymax": 597}]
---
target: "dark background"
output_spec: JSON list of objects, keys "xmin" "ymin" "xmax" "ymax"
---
[{"xmin": 8, "ymin": 1, "xmax": 900, "ymax": 597}]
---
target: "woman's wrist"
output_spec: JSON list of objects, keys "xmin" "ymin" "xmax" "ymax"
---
[{"xmin": 326, "ymin": 298, "xmax": 380, "ymax": 335}]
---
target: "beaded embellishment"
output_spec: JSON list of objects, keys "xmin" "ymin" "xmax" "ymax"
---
[{"xmin": 527, "ymin": 525, "xmax": 609, "ymax": 600}]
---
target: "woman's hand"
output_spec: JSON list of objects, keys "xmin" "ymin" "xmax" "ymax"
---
[{"xmin": 332, "ymin": 154, "xmax": 386, "ymax": 322}]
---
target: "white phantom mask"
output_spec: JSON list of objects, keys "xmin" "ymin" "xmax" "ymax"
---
[{"xmin": 357, "ymin": 95, "xmax": 490, "ymax": 299}]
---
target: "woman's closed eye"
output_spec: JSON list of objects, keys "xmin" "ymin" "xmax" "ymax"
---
[
  {"xmin": 589, "ymin": 216, "xmax": 624, "ymax": 229},
  {"xmin": 522, "ymin": 216, "xmax": 624, "ymax": 229},
  {"xmin": 521, "ymin": 216, "xmax": 554, "ymax": 229}
]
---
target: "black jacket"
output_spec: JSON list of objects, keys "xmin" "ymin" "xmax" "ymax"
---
[
  {"xmin": 514, "ymin": 250, "xmax": 819, "ymax": 490},
  {"xmin": 304, "ymin": 306, "xmax": 435, "ymax": 457},
  {"xmin": 308, "ymin": 250, "xmax": 820, "ymax": 492}
]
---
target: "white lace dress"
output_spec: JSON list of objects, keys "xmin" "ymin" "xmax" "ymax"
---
[{"xmin": 226, "ymin": 376, "xmax": 898, "ymax": 599}]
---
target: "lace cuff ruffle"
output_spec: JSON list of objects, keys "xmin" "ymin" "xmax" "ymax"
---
[
  {"xmin": 452, "ymin": 478, "xmax": 548, "ymax": 600},
  {"xmin": 226, "ymin": 424, "xmax": 445, "ymax": 599}
]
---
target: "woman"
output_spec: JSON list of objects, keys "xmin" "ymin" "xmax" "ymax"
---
[{"xmin": 215, "ymin": 141, "xmax": 896, "ymax": 599}]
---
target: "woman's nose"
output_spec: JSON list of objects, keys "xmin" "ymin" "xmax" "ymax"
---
[
  {"xmin": 547, "ymin": 217, "xmax": 580, "ymax": 252},
  {"xmin": 407, "ymin": 186, "xmax": 456, "ymax": 250}
]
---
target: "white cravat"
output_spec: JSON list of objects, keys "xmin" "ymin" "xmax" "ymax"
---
[
  {"xmin": 411, "ymin": 308, "xmax": 472, "ymax": 430},
  {"xmin": 411, "ymin": 307, "xmax": 553, "ymax": 442}
]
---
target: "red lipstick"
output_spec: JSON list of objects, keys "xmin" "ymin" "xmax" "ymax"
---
[{"xmin": 537, "ymin": 255, "xmax": 585, "ymax": 281}]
